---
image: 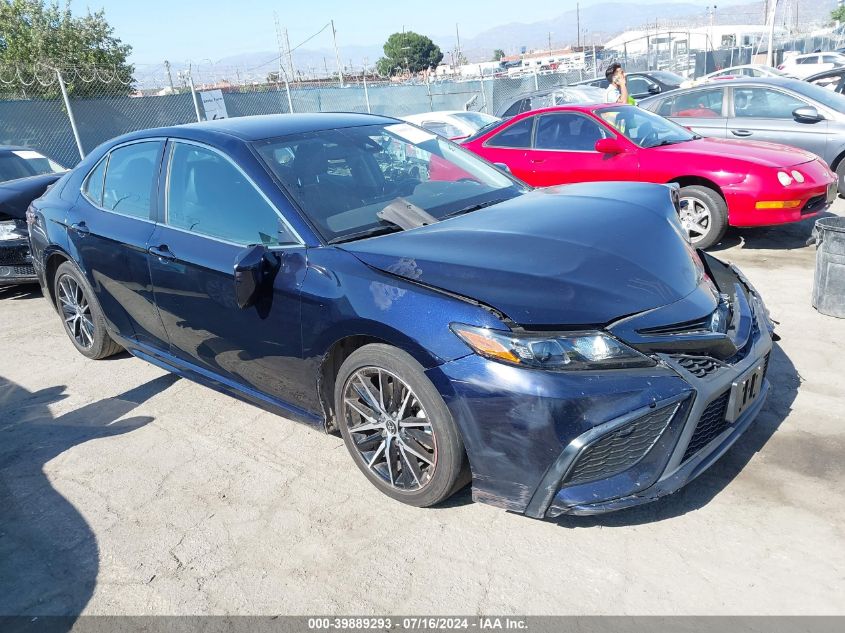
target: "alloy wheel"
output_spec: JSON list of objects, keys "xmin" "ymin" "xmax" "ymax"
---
[
  {"xmin": 342, "ymin": 367, "xmax": 436, "ymax": 492},
  {"xmin": 57, "ymin": 274, "xmax": 95, "ymax": 349},
  {"xmin": 679, "ymin": 196, "xmax": 712, "ymax": 244}
]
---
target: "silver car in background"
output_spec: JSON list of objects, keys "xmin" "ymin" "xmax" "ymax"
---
[{"xmin": 640, "ymin": 78, "xmax": 845, "ymax": 190}]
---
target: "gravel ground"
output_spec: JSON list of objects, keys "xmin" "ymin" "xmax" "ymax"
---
[{"xmin": 1, "ymin": 202, "xmax": 843, "ymax": 617}]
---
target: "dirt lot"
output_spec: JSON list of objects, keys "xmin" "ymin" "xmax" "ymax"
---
[{"xmin": 1, "ymin": 204, "xmax": 844, "ymax": 617}]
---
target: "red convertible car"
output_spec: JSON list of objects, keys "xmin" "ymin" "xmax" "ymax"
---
[{"xmin": 461, "ymin": 104, "xmax": 837, "ymax": 247}]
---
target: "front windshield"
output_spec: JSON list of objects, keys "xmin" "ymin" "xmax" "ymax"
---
[
  {"xmin": 255, "ymin": 123, "xmax": 524, "ymax": 243},
  {"xmin": 597, "ymin": 105, "xmax": 696, "ymax": 148},
  {"xmin": 788, "ymin": 79, "xmax": 845, "ymax": 112},
  {"xmin": 0, "ymin": 149, "xmax": 65, "ymax": 183}
]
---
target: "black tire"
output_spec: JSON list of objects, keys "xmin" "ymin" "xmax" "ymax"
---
[
  {"xmin": 335, "ymin": 344, "xmax": 469, "ymax": 507},
  {"xmin": 53, "ymin": 261, "xmax": 122, "ymax": 360},
  {"xmin": 835, "ymin": 160, "xmax": 845, "ymax": 197},
  {"xmin": 678, "ymin": 185, "xmax": 728, "ymax": 250}
]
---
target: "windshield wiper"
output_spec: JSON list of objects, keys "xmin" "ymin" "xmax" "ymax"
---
[
  {"xmin": 328, "ymin": 223, "xmax": 404, "ymax": 245},
  {"xmin": 441, "ymin": 197, "xmax": 509, "ymax": 219},
  {"xmin": 646, "ymin": 139, "xmax": 689, "ymax": 148}
]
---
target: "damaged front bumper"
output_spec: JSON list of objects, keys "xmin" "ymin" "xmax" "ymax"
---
[{"xmin": 426, "ymin": 260, "xmax": 773, "ymax": 519}]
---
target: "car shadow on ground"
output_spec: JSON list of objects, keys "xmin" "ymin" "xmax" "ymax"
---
[
  {"xmin": 710, "ymin": 212, "xmax": 834, "ymax": 252},
  {"xmin": 0, "ymin": 284, "xmax": 42, "ymax": 301},
  {"xmin": 551, "ymin": 342, "xmax": 799, "ymax": 528},
  {"xmin": 0, "ymin": 373, "xmax": 179, "ymax": 626}
]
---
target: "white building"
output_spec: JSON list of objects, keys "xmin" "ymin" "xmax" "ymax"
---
[{"xmin": 604, "ymin": 24, "xmax": 789, "ymax": 57}]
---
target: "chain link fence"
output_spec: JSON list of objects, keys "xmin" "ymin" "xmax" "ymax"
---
[
  {"xmin": 0, "ymin": 62, "xmax": 580, "ymax": 167},
  {"xmin": 1, "ymin": 27, "xmax": 841, "ymax": 170}
]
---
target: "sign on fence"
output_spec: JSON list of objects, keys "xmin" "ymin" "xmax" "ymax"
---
[{"xmin": 200, "ymin": 89, "xmax": 228, "ymax": 120}]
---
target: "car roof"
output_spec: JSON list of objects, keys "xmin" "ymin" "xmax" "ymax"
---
[
  {"xmin": 806, "ymin": 68, "xmax": 845, "ymax": 81},
  {"xmin": 115, "ymin": 112, "xmax": 400, "ymax": 145},
  {"xmin": 643, "ymin": 77, "xmax": 813, "ymax": 100},
  {"xmin": 0, "ymin": 145, "xmax": 31, "ymax": 153}
]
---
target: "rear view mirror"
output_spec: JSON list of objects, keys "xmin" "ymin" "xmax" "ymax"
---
[
  {"xmin": 793, "ymin": 106, "xmax": 824, "ymax": 123},
  {"xmin": 648, "ymin": 85, "xmax": 661, "ymax": 94},
  {"xmin": 234, "ymin": 244, "xmax": 280, "ymax": 309},
  {"xmin": 595, "ymin": 138, "xmax": 626, "ymax": 154},
  {"xmin": 493, "ymin": 162, "xmax": 512, "ymax": 174}
]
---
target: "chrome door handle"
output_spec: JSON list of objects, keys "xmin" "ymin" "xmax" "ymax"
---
[
  {"xmin": 731, "ymin": 129, "xmax": 753, "ymax": 137},
  {"xmin": 529, "ymin": 158, "xmax": 546, "ymax": 164},
  {"xmin": 148, "ymin": 244, "xmax": 176, "ymax": 261}
]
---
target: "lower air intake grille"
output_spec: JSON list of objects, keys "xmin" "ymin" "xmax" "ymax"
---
[
  {"xmin": 682, "ymin": 390, "xmax": 731, "ymax": 462},
  {"xmin": 671, "ymin": 355, "xmax": 724, "ymax": 378},
  {"xmin": 0, "ymin": 245, "xmax": 30, "ymax": 265},
  {"xmin": 563, "ymin": 403, "xmax": 679, "ymax": 486}
]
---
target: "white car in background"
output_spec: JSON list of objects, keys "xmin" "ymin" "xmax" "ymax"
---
[
  {"xmin": 681, "ymin": 64, "xmax": 793, "ymax": 87},
  {"xmin": 778, "ymin": 52, "xmax": 845, "ymax": 79},
  {"xmin": 401, "ymin": 110, "xmax": 500, "ymax": 140}
]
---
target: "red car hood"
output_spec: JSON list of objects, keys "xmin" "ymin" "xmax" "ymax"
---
[{"xmin": 659, "ymin": 137, "xmax": 818, "ymax": 168}]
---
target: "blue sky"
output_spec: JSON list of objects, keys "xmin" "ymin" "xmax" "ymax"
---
[{"xmin": 82, "ymin": 0, "xmax": 736, "ymax": 64}]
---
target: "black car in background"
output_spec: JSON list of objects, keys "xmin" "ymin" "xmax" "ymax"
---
[
  {"xmin": 806, "ymin": 68, "xmax": 845, "ymax": 95},
  {"xmin": 573, "ymin": 70, "xmax": 686, "ymax": 100},
  {"xmin": 0, "ymin": 147, "xmax": 66, "ymax": 287}
]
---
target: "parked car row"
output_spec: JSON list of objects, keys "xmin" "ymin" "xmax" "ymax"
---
[
  {"xmin": 24, "ymin": 113, "xmax": 778, "ymax": 519},
  {"xmin": 0, "ymin": 146, "xmax": 66, "ymax": 287}
]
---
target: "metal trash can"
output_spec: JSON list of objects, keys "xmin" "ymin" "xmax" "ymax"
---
[{"xmin": 813, "ymin": 216, "xmax": 845, "ymax": 318}]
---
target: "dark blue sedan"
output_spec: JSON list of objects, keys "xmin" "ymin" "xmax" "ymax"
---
[{"xmin": 27, "ymin": 113, "xmax": 774, "ymax": 517}]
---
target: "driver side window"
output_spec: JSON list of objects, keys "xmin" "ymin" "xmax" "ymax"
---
[{"xmin": 166, "ymin": 142, "xmax": 298, "ymax": 246}]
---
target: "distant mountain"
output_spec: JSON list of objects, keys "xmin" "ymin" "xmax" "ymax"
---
[{"xmin": 203, "ymin": 0, "xmax": 836, "ymax": 80}]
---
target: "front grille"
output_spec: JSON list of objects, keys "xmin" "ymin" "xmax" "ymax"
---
[
  {"xmin": 8, "ymin": 264, "xmax": 35, "ymax": 276},
  {"xmin": 0, "ymin": 245, "xmax": 31, "ymax": 265},
  {"xmin": 802, "ymin": 194, "xmax": 827, "ymax": 215},
  {"xmin": 681, "ymin": 352, "xmax": 770, "ymax": 463},
  {"xmin": 640, "ymin": 315, "xmax": 712, "ymax": 336},
  {"xmin": 682, "ymin": 391, "xmax": 730, "ymax": 462},
  {"xmin": 670, "ymin": 354, "xmax": 724, "ymax": 378},
  {"xmin": 564, "ymin": 403, "xmax": 679, "ymax": 486}
]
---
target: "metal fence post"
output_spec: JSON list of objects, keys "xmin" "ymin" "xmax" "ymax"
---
[
  {"xmin": 56, "ymin": 69, "xmax": 85, "ymax": 160},
  {"xmin": 479, "ymin": 78, "xmax": 488, "ymax": 114},
  {"xmin": 426, "ymin": 78, "xmax": 433, "ymax": 112},
  {"xmin": 363, "ymin": 69, "xmax": 371, "ymax": 113},
  {"xmin": 284, "ymin": 77, "xmax": 294, "ymax": 113},
  {"xmin": 188, "ymin": 74, "xmax": 202, "ymax": 122},
  {"xmin": 533, "ymin": 71, "xmax": 539, "ymax": 91}
]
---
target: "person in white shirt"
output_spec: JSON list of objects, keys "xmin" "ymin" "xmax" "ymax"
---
[{"xmin": 604, "ymin": 62, "xmax": 630, "ymax": 104}]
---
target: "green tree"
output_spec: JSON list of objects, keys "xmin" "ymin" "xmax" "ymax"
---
[
  {"xmin": 376, "ymin": 31, "xmax": 443, "ymax": 76},
  {"xmin": 833, "ymin": 5, "xmax": 845, "ymax": 23},
  {"xmin": 492, "ymin": 49, "xmax": 505, "ymax": 61},
  {"xmin": 0, "ymin": 0, "xmax": 133, "ymax": 97}
]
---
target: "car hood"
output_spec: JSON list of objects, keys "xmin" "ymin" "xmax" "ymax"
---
[
  {"xmin": 0, "ymin": 172, "xmax": 63, "ymax": 220},
  {"xmin": 342, "ymin": 182, "xmax": 703, "ymax": 327},
  {"xmin": 659, "ymin": 137, "xmax": 818, "ymax": 168}
]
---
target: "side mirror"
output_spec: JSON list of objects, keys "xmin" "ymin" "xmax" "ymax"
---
[
  {"xmin": 595, "ymin": 138, "xmax": 626, "ymax": 154},
  {"xmin": 793, "ymin": 106, "xmax": 825, "ymax": 123},
  {"xmin": 493, "ymin": 162, "xmax": 512, "ymax": 174},
  {"xmin": 648, "ymin": 85, "xmax": 661, "ymax": 94},
  {"xmin": 234, "ymin": 244, "xmax": 280, "ymax": 309}
]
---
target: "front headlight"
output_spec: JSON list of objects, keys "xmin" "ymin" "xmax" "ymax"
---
[
  {"xmin": 0, "ymin": 221, "xmax": 25, "ymax": 241},
  {"xmin": 450, "ymin": 323, "xmax": 656, "ymax": 370},
  {"xmin": 777, "ymin": 171, "xmax": 793, "ymax": 186}
]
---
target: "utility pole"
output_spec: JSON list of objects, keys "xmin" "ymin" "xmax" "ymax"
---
[
  {"xmin": 577, "ymin": 2, "xmax": 581, "ymax": 48},
  {"xmin": 456, "ymin": 23, "xmax": 462, "ymax": 63},
  {"xmin": 164, "ymin": 60, "xmax": 175, "ymax": 92},
  {"xmin": 766, "ymin": 0, "xmax": 778, "ymax": 67},
  {"xmin": 548, "ymin": 32, "xmax": 552, "ymax": 53},
  {"xmin": 284, "ymin": 28, "xmax": 296, "ymax": 84},
  {"xmin": 331, "ymin": 19, "xmax": 344, "ymax": 87},
  {"xmin": 274, "ymin": 12, "xmax": 294, "ymax": 113}
]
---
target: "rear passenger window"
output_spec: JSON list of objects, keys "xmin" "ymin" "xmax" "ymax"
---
[
  {"xmin": 82, "ymin": 156, "xmax": 107, "ymax": 206},
  {"xmin": 487, "ymin": 117, "xmax": 534, "ymax": 148},
  {"xmin": 664, "ymin": 88, "xmax": 724, "ymax": 118},
  {"xmin": 102, "ymin": 142, "xmax": 161, "ymax": 219}
]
